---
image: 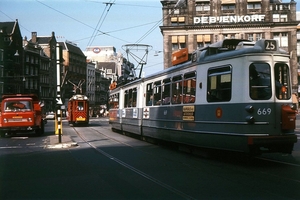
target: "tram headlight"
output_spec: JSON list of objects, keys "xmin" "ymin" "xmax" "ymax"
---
[
  {"xmin": 246, "ymin": 116, "xmax": 255, "ymax": 123},
  {"xmin": 289, "ymin": 103, "xmax": 297, "ymax": 110},
  {"xmin": 245, "ymin": 105, "xmax": 254, "ymax": 113}
]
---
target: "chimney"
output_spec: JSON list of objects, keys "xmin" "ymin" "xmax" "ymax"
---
[{"xmin": 32, "ymin": 32, "xmax": 37, "ymax": 43}]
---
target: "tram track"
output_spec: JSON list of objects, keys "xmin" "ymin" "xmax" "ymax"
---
[
  {"xmin": 62, "ymin": 122, "xmax": 300, "ymax": 199},
  {"xmin": 256, "ymin": 156, "xmax": 300, "ymax": 167},
  {"xmin": 90, "ymin": 119, "xmax": 300, "ymax": 169},
  {"xmin": 71, "ymin": 126, "xmax": 197, "ymax": 200}
]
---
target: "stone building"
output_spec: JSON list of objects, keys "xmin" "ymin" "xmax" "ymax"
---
[
  {"xmin": 160, "ymin": 0, "xmax": 299, "ymax": 91},
  {"xmin": 30, "ymin": 31, "xmax": 57, "ymax": 111},
  {"xmin": 23, "ymin": 36, "xmax": 52, "ymax": 112},
  {"xmin": 0, "ymin": 20, "xmax": 23, "ymax": 96},
  {"xmin": 58, "ymin": 41, "xmax": 87, "ymax": 103}
]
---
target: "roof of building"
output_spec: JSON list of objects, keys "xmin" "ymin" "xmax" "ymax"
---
[
  {"xmin": 58, "ymin": 41, "xmax": 85, "ymax": 56},
  {"xmin": 0, "ymin": 20, "xmax": 18, "ymax": 35},
  {"xmin": 35, "ymin": 36, "xmax": 52, "ymax": 44},
  {"xmin": 96, "ymin": 62, "xmax": 115, "ymax": 71}
]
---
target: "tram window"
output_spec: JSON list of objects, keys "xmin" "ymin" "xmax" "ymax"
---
[
  {"xmin": 154, "ymin": 81, "xmax": 162, "ymax": 105},
  {"xmin": 275, "ymin": 63, "xmax": 291, "ymax": 100},
  {"xmin": 162, "ymin": 78, "xmax": 171, "ymax": 105},
  {"xmin": 207, "ymin": 66, "xmax": 232, "ymax": 102},
  {"xmin": 131, "ymin": 88, "xmax": 137, "ymax": 107},
  {"xmin": 249, "ymin": 63, "xmax": 271, "ymax": 100},
  {"xmin": 109, "ymin": 93, "xmax": 119, "ymax": 109},
  {"xmin": 172, "ymin": 75, "xmax": 183, "ymax": 104},
  {"xmin": 146, "ymin": 83, "xmax": 154, "ymax": 106},
  {"xmin": 77, "ymin": 102, "xmax": 84, "ymax": 111},
  {"xmin": 183, "ymin": 72, "xmax": 196, "ymax": 103},
  {"xmin": 124, "ymin": 88, "xmax": 137, "ymax": 108},
  {"xmin": 124, "ymin": 90, "xmax": 129, "ymax": 108}
]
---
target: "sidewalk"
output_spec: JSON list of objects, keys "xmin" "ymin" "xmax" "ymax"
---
[{"xmin": 46, "ymin": 134, "xmax": 78, "ymax": 149}]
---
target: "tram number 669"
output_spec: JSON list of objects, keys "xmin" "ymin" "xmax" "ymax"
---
[{"xmin": 257, "ymin": 108, "xmax": 271, "ymax": 115}]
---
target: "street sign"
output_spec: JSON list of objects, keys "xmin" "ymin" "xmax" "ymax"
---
[{"xmin": 56, "ymin": 98, "xmax": 63, "ymax": 105}]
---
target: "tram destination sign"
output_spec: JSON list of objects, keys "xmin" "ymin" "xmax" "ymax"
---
[{"xmin": 193, "ymin": 14, "xmax": 265, "ymax": 24}]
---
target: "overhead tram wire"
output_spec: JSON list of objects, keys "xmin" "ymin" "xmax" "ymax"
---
[
  {"xmin": 86, "ymin": 1, "xmax": 160, "ymax": 9},
  {"xmin": 35, "ymin": 0, "xmax": 126, "ymax": 45},
  {"xmin": 73, "ymin": 21, "xmax": 159, "ymax": 44},
  {"xmin": 123, "ymin": 0, "xmax": 189, "ymax": 76},
  {"xmin": 86, "ymin": 4, "xmax": 108, "ymax": 48},
  {"xmin": 0, "ymin": 10, "xmax": 31, "ymax": 34},
  {"xmin": 35, "ymin": 0, "xmax": 183, "ymax": 58},
  {"xmin": 86, "ymin": 1, "xmax": 115, "ymax": 49},
  {"xmin": 130, "ymin": 0, "xmax": 188, "ymax": 52}
]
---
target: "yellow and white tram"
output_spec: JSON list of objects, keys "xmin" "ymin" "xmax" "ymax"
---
[{"xmin": 109, "ymin": 39, "xmax": 297, "ymax": 154}]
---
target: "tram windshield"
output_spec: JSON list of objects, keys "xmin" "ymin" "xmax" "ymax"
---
[{"xmin": 249, "ymin": 63, "xmax": 271, "ymax": 100}]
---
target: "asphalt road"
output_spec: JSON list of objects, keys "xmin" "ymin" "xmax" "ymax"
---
[{"xmin": 0, "ymin": 117, "xmax": 299, "ymax": 200}]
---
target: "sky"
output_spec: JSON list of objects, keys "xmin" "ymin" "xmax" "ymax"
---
[
  {"xmin": 0, "ymin": 0, "xmax": 164, "ymax": 76},
  {"xmin": 1, "ymin": 0, "xmax": 299, "ymax": 76}
]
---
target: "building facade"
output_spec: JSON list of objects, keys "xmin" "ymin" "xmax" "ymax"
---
[
  {"xmin": 0, "ymin": 20, "xmax": 24, "ymax": 96},
  {"xmin": 87, "ymin": 61, "xmax": 96, "ymax": 109},
  {"xmin": 59, "ymin": 41, "xmax": 87, "ymax": 104},
  {"xmin": 30, "ymin": 31, "xmax": 57, "ymax": 112},
  {"xmin": 23, "ymin": 36, "xmax": 52, "ymax": 112},
  {"xmin": 84, "ymin": 46, "xmax": 122, "ymax": 80},
  {"xmin": 160, "ymin": 0, "xmax": 299, "ymax": 91}
]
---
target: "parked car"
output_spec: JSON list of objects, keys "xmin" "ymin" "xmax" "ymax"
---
[{"xmin": 45, "ymin": 112, "xmax": 55, "ymax": 120}]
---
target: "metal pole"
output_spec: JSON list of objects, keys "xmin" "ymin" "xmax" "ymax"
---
[{"xmin": 56, "ymin": 43, "xmax": 62, "ymax": 143}]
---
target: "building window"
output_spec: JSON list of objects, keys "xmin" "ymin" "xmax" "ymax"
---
[
  {"xmin": 171, "ymin": 35, "xmax": 186, "ymax": 51},
  {"xmin": 247, "ymin": 3, "xmax": 261, "ymax": 10},
  {"xmin": 273, "ymin": 32, "xmax": 288, "ymax": 47},
  {"xmin": 273, "ymin": 14, "xmax": 288, "ymax": 22},
  {"xmin": 247, "ymin": 33, "xmax": 254, "ymax": 41},
  {"xmin": 170, "ymin": 16, "xmax": 185, "ymax": 25},
  {"xmin": 223, "ymin": 34, "xmax": 235, "ymax": 39},
  {"xmin": 280, "ymin": 14, "xmax": 287, "ymax": 22},
  {"xmin": 174, "ymin": 9, "xmax": 180, "ymax": 15},
  {"xmin": 195, "ymin": 0, "xmax": 210, "ymax": 12},
  {"xmin": 221, "ymin": 1, "xmax": 236, "ymax": 12},
  {"xmin": 256, "ymin": 33, "xmax": 263, "ymax": 41},
  {"xmin": 197, "ymin": 35, "xmax": 211, "ymax": 48}
]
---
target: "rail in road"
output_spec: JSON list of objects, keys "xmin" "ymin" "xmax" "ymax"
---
[
  {"xmin": 1, "ymin": 117, "xmax": 300, "ymax": 199},
  {"xmin": 69, "ymin": 119, "xmax": 300, "ymax": 199}
]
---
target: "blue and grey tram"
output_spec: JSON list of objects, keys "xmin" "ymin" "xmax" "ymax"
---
[{"xmin": 109, "ymin": 39, "xmax": 297, "ymax": 154}]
